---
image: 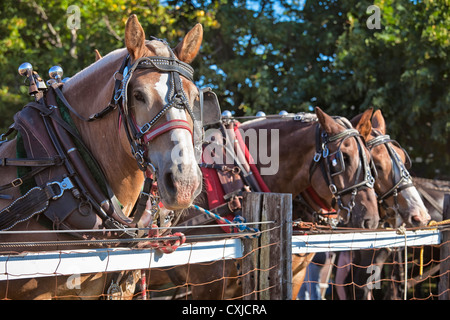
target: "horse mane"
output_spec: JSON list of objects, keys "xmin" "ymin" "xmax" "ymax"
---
[
  {"xmin": 63, "ymin": 48, "xmax": 127, "ymax": 91},
  {"xmin": 64, "ymin": 40, "xmax": 172, "ymax": 92}
]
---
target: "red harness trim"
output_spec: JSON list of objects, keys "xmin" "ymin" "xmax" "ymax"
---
[
  {"xmin": 234, "ymin": 122, "xmax": 271, "ymax": 193},
  {"xmin": 305, "ymin": 186, "xmax": 336, "ymax": 214},
  {"xmin": 202, "ymin": 121, "xmax": 271, "ymax": 233},
  {"xmin": 142, "ymin": 119, "xmax": 193, "ymax": 143}
]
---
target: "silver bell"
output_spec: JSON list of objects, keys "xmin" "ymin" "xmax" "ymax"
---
[
  {"xmin": 221, "ymin": 110, "xmax": 232, "ymax": 118},
  {"xmin": 279, "ymin": 110, "xmax": 288, "ymax": 116},
  {"xmin": 62, "ymin": 77, "xmax": 70, "ymax": 83},
  {"xmin": 49, "ymin": 65, "xmax": 63, "ymax": 81},
  {"xmin": 18, "ymin": 62, "xmax": 33, "ymax": 77},
  {"xmin": 256, "ymin": 111, "xmax": 266, "ymax": 117}
]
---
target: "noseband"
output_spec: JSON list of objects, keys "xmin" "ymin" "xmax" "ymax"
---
[
  {"xmin": 366, "ymin": 130, "xmax": 414, "ymax": 216},
  {"xmin": 111, "ymin": 39, "xmax": 198, "ymax": 173},
  {"xmin": 310, "ymin": 117, "xmax": 375, "ymax": 224}
]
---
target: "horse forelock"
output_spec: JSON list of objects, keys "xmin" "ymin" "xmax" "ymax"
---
[{"xmin": 144, "ymin": 40, "xmax": 172, "ymax": 57}]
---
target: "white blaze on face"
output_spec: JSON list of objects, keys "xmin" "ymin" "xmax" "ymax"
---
[
  {"xmin": 154, "ymin": 74, "xmax": 195, "ymax": 166},
  {"xmin": 401, "ymin": 186, "xmax": 431, "ymax": 224}
]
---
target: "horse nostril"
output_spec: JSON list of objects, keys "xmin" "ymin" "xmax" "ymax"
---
[
  {"xmin": 363, "ymin": 219, "xmax": 373, "ymax": 229},
  {"xmin": 164, "ymin": 172, "xmax": 175, "ymax": 192}
]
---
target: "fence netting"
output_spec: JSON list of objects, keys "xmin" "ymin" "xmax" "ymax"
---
[
  {"xmin": 294, "ymin": 239, "xmax": 449, "ymax": 300},
  {"xmin": 1, "ymin": 223, "xmax": 449, "ymax": 300}
]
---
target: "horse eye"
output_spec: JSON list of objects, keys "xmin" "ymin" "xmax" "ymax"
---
[
  {"xmin": 343, "ymin": 153, "xmax": 350, "ymax": 163},
  {"xmin": 133, "ymin": 91, "xmax": 145, "ymax": 102},
  {"xmin": 376, "ymin": 164, "xmax": 383, "ymax": 172}
]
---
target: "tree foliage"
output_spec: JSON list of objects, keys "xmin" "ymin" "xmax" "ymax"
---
[{"xmin": 0, "ymin": 0, "xmax": 448, "ymax": 178}]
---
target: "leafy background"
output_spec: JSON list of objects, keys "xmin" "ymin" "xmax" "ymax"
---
[{"xmin": 0, "ymin": 0, "xmax": 448, "ymax": 179}]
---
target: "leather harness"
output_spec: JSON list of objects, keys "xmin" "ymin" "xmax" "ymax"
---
[
  {"xmin": 366, "ymin": 129, "xmax": 414, "ymax": 218},
  {"xmin": 0, "ymin": 40, "xmax": 201, "ymax": 239}
]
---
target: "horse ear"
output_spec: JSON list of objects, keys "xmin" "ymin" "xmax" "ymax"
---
[
  {"xmin": 355, "ymin": 108, "xmax": 373, "ymax": 140},
  {"xmin": 350, "ymin": 113, "xmax": 362, "ymax": 127},
  {"xmin": 94, "ymin": 49, "xmax": 102, "ymax": 61},
  {"xmin": 372, "ymin": 109, "xmax": 386, "ymax": 134},
  {"xmin": 125, "ymin": 14, "xmax": 146, "ymax": 61},
  {"xmin": 173, "ymin": 23, "xmax": 203, "ymax": 64},
  {"xmin": 315, "ymin": 107, "xmax": 341, "ymax": 135}
]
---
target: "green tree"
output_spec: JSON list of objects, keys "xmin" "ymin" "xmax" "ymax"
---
[{"xmin": 0, "ymin": 0, "xmax": 448, "ymax": 179}]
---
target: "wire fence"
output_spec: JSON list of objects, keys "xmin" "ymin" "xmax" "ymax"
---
[
  {"xmin": 0, "ymin": 193, "xmax": 449, "ymax": 300},
  {"xmin": 294, "ymin": 238, "xmax": 449, "ymax": 300}
]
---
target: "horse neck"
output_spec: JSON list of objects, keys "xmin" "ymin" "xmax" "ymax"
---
[
  {"xmin": 239, "ymin": 118, "xmax": 317, "ymax": 196},
  {"xmin": 62, "ymin": 49, "xmax": 144, "ymax": 213}
]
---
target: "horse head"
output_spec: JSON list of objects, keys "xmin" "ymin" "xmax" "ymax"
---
[
  {"xmin": 310, "ymin": 107, "xmax": 379, "ymax": 229},
  {"xmin": 352, "ymin": 109, "xmax": 430, "ymax": 227},
  {"xmin": 120, "ymin": 15, "xmax": 203, "ymax": 210}
]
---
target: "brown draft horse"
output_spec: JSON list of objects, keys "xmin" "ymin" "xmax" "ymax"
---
[
  {"xmin": 292, "ymin": 109, "xmax": 430, "ymax": 300},
  {"xmin": 0, "ymin": 15, "xmax": 203, "ymax": 299},
  {"xmin": 153, "ymin": 107, "xmax": 380, "ymax": 300}
]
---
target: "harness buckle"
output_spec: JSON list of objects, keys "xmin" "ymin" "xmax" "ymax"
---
[
  {"xmin": 47, "ymin": 177, "xmax": 74, "ymax": 200},
  {"xmin": 366, "ymin": 174, "xmax": 375, "ymax": 188},
  {"xmin": 114, "ymin": 89, "xmax": 123, "ymax": 103},
  {"xmin": 313, "ymin": 153, "xmax": 321, "ymax": 162},
  {"xmin": 329, "ymin": 184, "xmax": 338, "ymax": 195},
  {"xmin": 139, "ymin": 123, "xmax": 151, "ymax": 135},
  {"xmin": 11, "ymin": 178, "xmax": 23, "ymax": 188},
  {"xmin": 322, "ymin": 146, "xmax": 329, "ymax": 158}
]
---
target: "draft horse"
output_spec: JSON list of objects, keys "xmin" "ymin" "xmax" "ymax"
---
[
  {"xmin": 333, "ymin": 109, "xmax": 430, "ymax": 300},
  {"xmin": 156, "ymin": 107, "xmax": 380, "ymax": 299},
  {"xmin": 0, "ymin": 15, "xmax": 204, "ymax": 299},
  {"xmin": 292, "ymin": 109, "xmax": 430, "ymax": 300}
]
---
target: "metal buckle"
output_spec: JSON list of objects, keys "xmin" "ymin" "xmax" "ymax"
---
[
  {"xmin": 114, "ymin": 89, "xmax": 123, "ymax": 103},
  {"xmin": 329, "ymin": 184, "xmax": 338, "ymax": 195},
  {"xmin": 47, "ymin": 177, "xmax": 74, "ymax": 200},
  {"xmin": 11, "ymin": 178, "xmax": 23, "ymax": 188},
  {"xmin": 139, "ymin": 123, "xmax": 151, "ymax": 135},
  {"xmin": 313, "ymin": 153, "xmax": 321, "ymax": 162}
]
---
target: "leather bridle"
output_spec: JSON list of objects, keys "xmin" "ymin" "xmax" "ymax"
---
[
  {"xmin": 111, "ymin": 39, "xmax": 200, "ymax": 174},
  {"xmin": 310, "ymin": 117, "xmax": 375, "ymax": 224},
  {"xmin": 366, "ymin": 129, "xmax": 414, "ymax": 217}
]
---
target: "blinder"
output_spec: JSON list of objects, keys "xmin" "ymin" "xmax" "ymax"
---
[
  {"xmin": 329, "ymin": 150, "xmax": 345, "ymax": 177},
  {"xmin": 195, "ymin": 87, "xmax": 222, "ymax": 127}
]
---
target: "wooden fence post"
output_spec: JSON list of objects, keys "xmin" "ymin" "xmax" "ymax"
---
[
  {"xmin": 439, "ymin": 194, "xmax": 450, "ymax": 300},
  {"xmin": 241, "ymin": 192, "xmax": 292, "ymax": 300}
]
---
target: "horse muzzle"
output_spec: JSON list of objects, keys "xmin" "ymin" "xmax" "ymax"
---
[{"xmin": 158, "ymin": 162, "xmax": 202, "ymax": 210}]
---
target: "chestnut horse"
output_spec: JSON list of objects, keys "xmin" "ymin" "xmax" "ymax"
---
[
  {"xmin": 153, "ymin": 107, "xmax": 380, "ymax": 299},
  {"xmin": 0, "ymin": 15, "xmax": 203, "ymax": 299},
  {"xmin": 292, "ymin": 109, "xmax": 430, "ymax": 300}
]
